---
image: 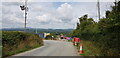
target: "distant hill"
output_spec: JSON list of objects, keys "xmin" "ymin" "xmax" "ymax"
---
[{"xmin": 1, "ymin": 28, "xmax": 74, "ymax": 34}]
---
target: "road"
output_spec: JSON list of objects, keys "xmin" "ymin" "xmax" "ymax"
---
[{"xmin": 13, "ymin": 40, "xmax": 79, "ymax": 56}]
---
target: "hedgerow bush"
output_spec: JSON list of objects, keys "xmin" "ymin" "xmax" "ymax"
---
[
  {"xmin": 2, "ymin": 31, "xmax": 43, "ymax": 57},
  {"xmin": 69, "ymin": 1, "xmax": 120, "ymax": 56}
]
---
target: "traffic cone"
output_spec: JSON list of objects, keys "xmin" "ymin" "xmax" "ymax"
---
[{"xmin": 79, "ymin": 44, "xmax": 83, "ymax": 55}]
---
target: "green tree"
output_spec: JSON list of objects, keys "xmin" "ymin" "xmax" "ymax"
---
[{"xmin": 69, "ymin": 1, "xmax": 120, "ymax": 56}]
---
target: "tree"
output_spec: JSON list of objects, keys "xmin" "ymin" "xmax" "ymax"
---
[{"xmin": 69, "ymin": 1, "xmax": 120, "ymax": 56}]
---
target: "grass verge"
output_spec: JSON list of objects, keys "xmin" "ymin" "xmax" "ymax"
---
[
  {"xmin": 78, "ymin": 40, "xmax": 102, "ymax": 56},
  {"xmin": 2, "ymin": 31, "xmax": 43, "ymax": 57}
]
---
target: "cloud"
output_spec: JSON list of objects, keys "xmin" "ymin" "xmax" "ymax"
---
[
  {"xmin": 2, "ymin": 2, "xmax": 113, "ymax": 29},
  {"xmin": 57, "ymin": 3, "xmax": 72, "ymax": 14},
  {"xmin": 2, "ymin": 2, "xmax": 25, "ymax": 28},
  {"xmin": 2, "ymin": 0, "xmax": 116, "ymax": 2},
  {"xmin": 36, "ymin": 14, "xmax": 51, "ymax": 23},
  {"xmin": 57, "ymin": 3, "xmax": 74, "ymax": 22},
  {"xmin": 35, "ymin": 3, "xmax": 74, "ymax": 24},
  {"xmin": 0, "ymin": 3, "xmax": 2, "ymax": 29}
]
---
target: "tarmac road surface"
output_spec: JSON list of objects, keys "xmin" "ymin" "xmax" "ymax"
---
[{"xmin": 13, "ymin": 40, "xmax": 79, "ymax": 56}]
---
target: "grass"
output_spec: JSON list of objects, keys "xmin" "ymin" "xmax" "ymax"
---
[
  {"xmin": 78, "ymin": 40, "xmax": 102, "ymax": 56},
  {"xmin": 79, "ymin": 40, "xmax": 120, "ymax": 56},
  {"xmin": 5, "ymin": 44, "xmax": 41, "ymax": 57},
  {"xmin": 2, "ymin": 31, "xmax": 43, "ymax": 57}
]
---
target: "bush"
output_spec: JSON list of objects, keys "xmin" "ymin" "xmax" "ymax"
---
[
  {"xmin": 69, "ymin": 1, "xmax": 120, "ymax": 56},
  {"xmin": 2, "ymin": 31, "xmax": 43, "ymax": 57}
]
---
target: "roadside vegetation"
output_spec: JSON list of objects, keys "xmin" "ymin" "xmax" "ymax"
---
[
  {"xmin": 2, "ymin": 31, "xmax": 43, "ymax": 57},
  {"xmin": 0, "ymin": 31, "xmax": 2, "ymax": 58},
  {"xmin": 69, "ymin": 1, "xmax": 120, "ymax": 56}
]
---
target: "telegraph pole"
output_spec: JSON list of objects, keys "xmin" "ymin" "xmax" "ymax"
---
[
  {"xmin": 24, "ymin": 0, "xmax": 27, "ymax": 32},
  {"xmin": 115, "ymin": 0, "xmax": 118, "ymax": 12},
  {"xmin": 115, "ymin": 0, "xmax": 117, "ymax": 6},
  {"xmin": 36, "ymin": 28, "xmax": 38, "ymax": 34},
  {"xmin": 20, "ymin": 0, "xmax": 28, "ymax": 32},
  {"xmin": 97, "ymin": 0, "xmax": 100, "ymax": 20}
]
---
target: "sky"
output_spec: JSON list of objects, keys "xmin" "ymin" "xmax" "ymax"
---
[{"xmin": 1, "ymin": 0, "xmax": 115, "ymax": 29}]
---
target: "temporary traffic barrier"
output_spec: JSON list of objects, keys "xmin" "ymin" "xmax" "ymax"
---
[
  {"xmin": 73, "ymin": 37, "xmax": 80, "ymax": 42},
  {"xmin": 68, "ymin": 37, "xmax": 71, "ymax": 40},
  {"xmin": 79, "ymin": 44, "xmax": 83, "ymax": 54}
]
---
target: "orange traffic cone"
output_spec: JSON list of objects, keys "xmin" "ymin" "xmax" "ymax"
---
[{"xmin": 79, "ymin": 44, "xmax": 83, "ymax": 54}]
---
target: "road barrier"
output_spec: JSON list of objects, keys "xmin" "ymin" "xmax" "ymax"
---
[{"xmin": 79, "ymin": 44, "xmax": 83, "ymax": 55}]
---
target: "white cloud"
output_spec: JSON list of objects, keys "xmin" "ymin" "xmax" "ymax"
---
[
  {"xmin": 10, "ymin": 14, "xmax": 25, "ymax": 23},
  {"xmin": 35, "ymin": 3, "xmax": 74, "ymax": 24},
  {"xmin": 2, "ymin": 2, "xmax": 25, "ymax": 28},
  {"xmin": 57, "ymin": 3, "xmax": 72, "ymax": 14},
  {"xmin": 2, "ymin": 2, "xmax": 114, "ymax": 29},
  {"xmin": 2, "ymin": 0, "xmax": 116, "ymax": 2},
  {"xmin": 36, "ymin": 14, "xmax": 49, "ymax": 22},
  {"xmin": 57, "ymin": 3, "xmax": 74, "ymax": 21}
]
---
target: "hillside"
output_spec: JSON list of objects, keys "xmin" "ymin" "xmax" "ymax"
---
[{"xmin": 1, "ymin": 28, "xmax": 73, "ymax": 33}]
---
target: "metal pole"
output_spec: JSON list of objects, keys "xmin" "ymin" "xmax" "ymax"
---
[
  {"xmin": 24, "ymin": 0, "xmax": 27, "ymax": 32},
  {"xmin": 97, "ymin": 0, "xmax": 100, "ymax": 20}
]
